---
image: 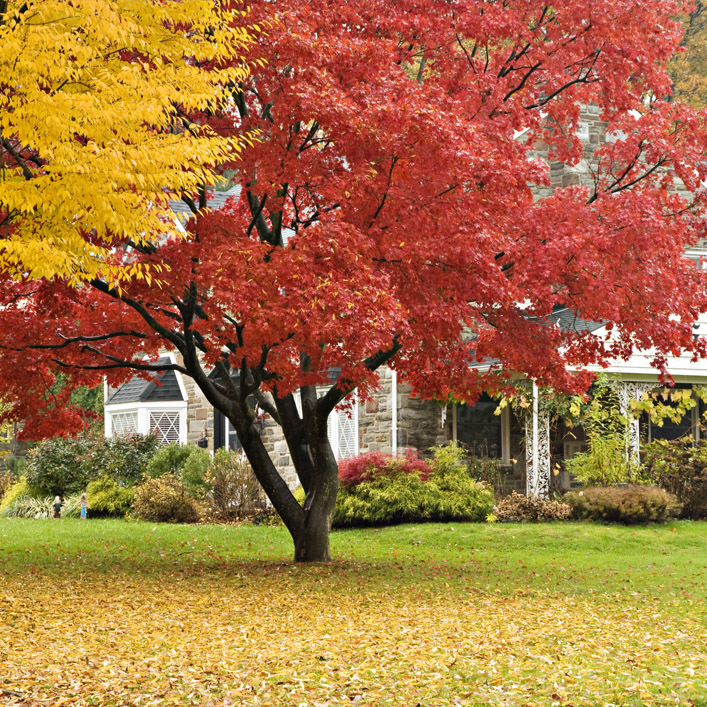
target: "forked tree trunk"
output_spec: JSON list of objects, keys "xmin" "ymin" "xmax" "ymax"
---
[{"xmin": 236, "ymin": 412, "xmax": 339, "ymax": 562}]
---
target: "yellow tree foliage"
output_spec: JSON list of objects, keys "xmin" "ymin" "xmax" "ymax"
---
[
  {"xmin": 672, "ymin": 1, "xmax": 707, "ymax": 107},
  {"xmin": 0, "ymin": 0, "xmax": 253, "ymax": 283}
]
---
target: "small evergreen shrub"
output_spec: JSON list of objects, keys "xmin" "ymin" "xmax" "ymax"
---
[
  {"xmin": 338, "ymin": 450, "xmax": 431, "ymax": 488},
  {"xmin": 5, "ymin": 456, "xmax": 27, "ymax": 477},
  {"xmin": 205, "ymin": 449, "xmax": 265, "ymax": 521},
  {"xmin": 0, "ymin": 477, "xmax": 30, "ymax": 516},
  {"xmin": 494, "ymin": 491, "xmax": 572, "ymax": 522},
  {"xmin": 145, "ymin": 443, "xmax": 195, "ymax": 478},
  {"xmin": 641, "ymin": 439, "xmax": 707, "ymax": 520},
  {"xmin": 132, "ymin": 474, "xmax": 200, "ymax": 523},
  {"xmin": 181, "ymin": 447, "xmax": 211, "ymax": 499},
  {"xmin": 86, "ymin": 476, "xmax": 134, "ymax": 517},
  {"xmin": 565, "ymin": 485, "xmax": 681, "ymax": 525}
]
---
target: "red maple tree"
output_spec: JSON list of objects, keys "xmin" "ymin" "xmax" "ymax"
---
[{"xmin": 2, "ymin": 0, "xmax": 707, "ymax": 560}]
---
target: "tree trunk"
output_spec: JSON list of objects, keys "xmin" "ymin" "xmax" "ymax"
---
[{"xmin": 293, "ymin": 453, "xmax": 339, "ymax": 562}]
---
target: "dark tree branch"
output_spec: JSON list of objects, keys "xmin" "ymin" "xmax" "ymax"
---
[{"xmin": 1, "ymin": 138, "xmax": 34, "ymax": 180}]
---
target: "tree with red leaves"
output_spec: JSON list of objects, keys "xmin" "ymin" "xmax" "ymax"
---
[{"xmin": 2, "ymin": 1, "xmax": 707, "ymax": 560}]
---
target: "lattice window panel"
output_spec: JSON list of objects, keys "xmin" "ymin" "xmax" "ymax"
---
[
  {"xmin": 327, "ymin": 406, "xmax": 358, "ymax": 460},
  {"xmin": 111, "ymin": 411, "xmax": 139, "ymax": 436},
  {"xmin": 149, "ymin": 411, "xmax": 181, "ymax": 445},
  {"xmin": 336, "ymin": 411, "xmax": 357, "ymax": 459}
]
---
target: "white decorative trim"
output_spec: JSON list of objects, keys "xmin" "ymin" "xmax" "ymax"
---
[
  {"xmin": 613, "ymin": 381, "xmax": 654, "ymax": 466},
  {"xmin": 525, "ymin": 382, "xmax": 551, "ymax": 498}
]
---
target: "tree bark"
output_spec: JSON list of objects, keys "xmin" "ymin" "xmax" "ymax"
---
[
  {"xmin": 232, "ymin": 405, "xmax": 338, "ymax": 562},
  {"xmin": 293, "ymin": 441, "xmax": 339, "ymax": 562}
]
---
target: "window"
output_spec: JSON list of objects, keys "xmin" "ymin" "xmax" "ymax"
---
[
  {"xmin": 149, "ymin": 411, "xmax": 181, "ymax": 445},
  {"xmin": 111, "ymin": 411, "xmax": 139, "ymax": 436},
  {"xmin": 328, "ymin": 404, "xmax": 359, "ymax": 460}
]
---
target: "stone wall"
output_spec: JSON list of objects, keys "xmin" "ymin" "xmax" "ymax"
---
[
  {"xmin": 183, "ymin": 377, "xmax": 212, "ymax": 447},
  {"xmin": 358, "ymin": 368, "xmax": 394, "ymax": 455},
  {"xmin": 396, "ymin": 382, "xmax": 446, "ymax": 454}
]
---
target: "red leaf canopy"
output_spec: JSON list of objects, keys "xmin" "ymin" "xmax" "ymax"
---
[{"xmin": 1, "ymin": 0, "xmax": 707, "ymax": 437}]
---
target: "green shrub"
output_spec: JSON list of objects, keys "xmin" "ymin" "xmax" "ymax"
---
[
  {"xmin": 494, "ymin": 491, "xmax": 572, "ymax": 522},
  {"xmin": 5, "ymin": 456, "xmax": 27, "ymax": 477},
  {"xmin": 86, "ymin": 476, "xmax": 134, "ymax": 517},
  {"xmin": 0, "ymin": 477, "xmax": 30, "ymax": 516},
  {"xmin": 565, "ymin": 485, "xmax": 681, "ymax": 525},
  {"xmin": 181, "ymin": 447, "xmax": 211, "ymax": 499},
  {"xmin": 25, "ymin": 436, "xmax": 93, "ymax": 496},
  {"xmin": 205, "ymin": 449, "xmax": 266, "ymax": 521},
  {"xmin": 641, "ymin": 439, "xmax": 707, "ymax": 520},
  {"xmin": 25, "ymin": 433, "xmax": 160, "ymax": 496},
  {"xmin": 334, "ymin": 462, "xmax": 493, "ymax": 528},
  {"xmin": 145, "ymin": 443, "xmax": 195, "ymax": 478},
  {"xmin": 86, "ymin": 434, "xmax": 160, "ymax": 486},
  {"xmin": 132, "ymin": 474, "xmax": 200, "ymax": 523}
]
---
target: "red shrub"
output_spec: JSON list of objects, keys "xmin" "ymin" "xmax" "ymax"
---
[{"xmin": 338, "ymin": 450, "xmax": 432, "ymax": 488}]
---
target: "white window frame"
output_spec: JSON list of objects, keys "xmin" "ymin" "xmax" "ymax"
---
[
  {"xmin": 328, "ymin": 400, "xmax": 359, "ymax": 461},
  {"xmin": 289, "ymin": 391, "xmax": 359, "ymax": 461},
  {"xmin": 105, "ymin": 401, "xmax": 188, "ymax": 445},
  {"xmin": 104, "ymin": 353, "xmax": 189, "ymax": 445}
]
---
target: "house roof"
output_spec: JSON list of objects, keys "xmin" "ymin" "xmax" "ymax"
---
[
  {"xmin": 547, "ymin": 308, "xmax": 605, "ymax": 335},
  {"xmin": 105, "ymin": 357, "xmax": 185, "ymax": 405},
  {"xmin": 469, "ymin": 307, "xmax": 604, "ymax": 371},
  {"xmin": 169, "ymin": 185, "xmax": 242, "ymax": 225}
]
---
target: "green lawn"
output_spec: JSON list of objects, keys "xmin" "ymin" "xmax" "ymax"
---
[{"xmin": 1, "ymin": 519, "xmax": 707, "ymax": 706}]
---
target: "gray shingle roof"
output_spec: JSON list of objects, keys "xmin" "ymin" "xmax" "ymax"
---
[
  {"xmin": 169, "ymin": 185, "xmax": 242, "ymax": 225},
  {"xmin": 548, "ymin": 308, "xmax": 605, "ymax": 335},
  {"xmin": 468, "ymin": 308, "xmax": 605, "ymax": 370},
  {"xmin": 105, "ymin": 357, "xmax": 184, "ymax": 405}
]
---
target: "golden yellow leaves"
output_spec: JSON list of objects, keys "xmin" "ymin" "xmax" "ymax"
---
[
  {"xmin": 0, "ymin": 0, "xmax": 255, "ymax": 284},
  {"xmin": 0, "ymin": 569, "xmax": 706, "ymax": 706}
]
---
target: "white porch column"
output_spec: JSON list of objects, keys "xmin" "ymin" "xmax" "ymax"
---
[
  {"xmin": 525, "ymin": 380, "xmax": 551, "ymax": 498},
  {"xmin": 615, "ymin": 381, "xmax": 653, "ymax": 466}
]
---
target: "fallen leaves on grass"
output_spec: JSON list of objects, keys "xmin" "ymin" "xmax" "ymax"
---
[{"xmin": 1, "ymin": 566, "xmax": 707, "ymax": 707}]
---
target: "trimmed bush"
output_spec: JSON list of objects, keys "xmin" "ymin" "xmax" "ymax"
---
[
  {"xmin": 205, "ymin": 449, "xmax": 266, "ymax": 521},
  {"xmin": 132, "ymin": 474, "xmax": 200, "ymax": 523},
  {"xmin": 338, "ymin": 450, "xmax": 431, "ymax": 488},
  {"xmin": 145, "ymin": 443, "xmax": 195, "ymax": 478},
  {"xmin": 641, "ymin": 439, "xmax": 707, "ymax": 520},
  {"xmin": 181, "ymin": 447, "xmax": 211, "ymax": 499},
  {"xmin": 334, "ymin": 464, "xmax": 493, "ymax": 528},
  {"xmin": 86, "ymin": 476, "xmax": 134, "ymax": 517},
  {"xmin": 495, "ymin": 491, "xmax": 572, "ymax": 522},
  {"xmin": 565, "ymin": 485, "xmax": 681, "ymax": 525}
]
